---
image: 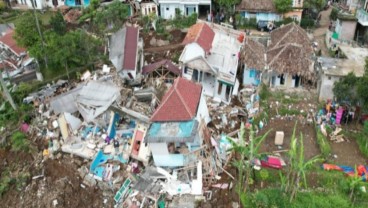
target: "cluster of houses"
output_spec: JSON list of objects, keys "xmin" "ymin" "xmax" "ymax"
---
[{"xmin": 9, "ymin": 0, "xmax": 303, "ymax": 22}]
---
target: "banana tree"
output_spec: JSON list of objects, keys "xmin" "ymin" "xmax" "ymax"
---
[
  {"xmin": 227, "ymin": 123, "xmax": 270, "ymax": 203},
  {"xmin": 286, "ymin": 122, "xmax": 323, "ymax": 202}
]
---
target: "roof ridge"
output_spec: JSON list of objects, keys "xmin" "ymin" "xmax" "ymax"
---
[
  {"xmin": 195, "ymin": 23, "xmax": 205, "ymax": 43},
  {"xmin": 272, "ymin": 24, "xmax": 293, "ymax": 49},
  {"xmin": 150, "ymin": 84, "xmax": 176, "ymax": 120},
  {"xmin": 268, "ymin": 44, "xmax": 288, "ymax": 66},
  {"xmin": 175, "ymin": 79, "xmax": 194, "ymax": 117}
]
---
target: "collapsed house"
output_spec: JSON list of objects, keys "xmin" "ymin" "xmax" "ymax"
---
[
  {"xmin": 145, "ymin": 77, "xmax": 210, "ymax": 167},
  {"xmin": 241, "ymin": 22, "xmax": 315, "ymax": 89},
  {"xmin": 142, "ymin": 59, "xmax": 181, "ymax": 83},
  {"xmin": 0, "ymin": 27, "xmax": 39, "ymax": 83},
  {"xmin": 109, "ymin": 26, "xmax": 144, "ymax": 81},
  {"xmin": 179, "ymin": 22, "xmax": 244, "ymax": 104}
]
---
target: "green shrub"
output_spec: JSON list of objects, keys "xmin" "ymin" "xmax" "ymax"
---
[
  {"xmin": 316, "ymin": 128, "xmax": 331, "ymax": 158},
  {"xmin": 259, "ymin": 84, "xmax": 270, "ymax": 100},
  {"xmin": 275, "ymin": 17, "xmax": 296, "ymax": 27},
  {"xmin": 11, "ymin": 131, "xmax": 30, "ymax": 152},
  {"xmin": 300, "ymin": 17, "xmax": 315, "ymax": 28},
  {"xmin": 0, "ymin": 1, "xmax": 6, "ymax": 12},
  {"xmin": 330, "ymin": 8, "xmax": 339, "ymax": 21},
  {"xmin": 279, "ymin": 107, "xmax": 307, "ymax": 116},
  {"xmin": 0, "ymin": 176, "xmax": 12, "ymax": 197}
]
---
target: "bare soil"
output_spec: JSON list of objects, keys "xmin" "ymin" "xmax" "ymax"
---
[
  {"xmin": 259, "ymin": 119, "xmax": 320, "ymax": 160},
  {"xmin": 0, "ymin": 149, "xmax": 106, "ymax": 208},
  {"xmin": 142, "ymin": 29, "xmax": 186, "ymax": 64}
]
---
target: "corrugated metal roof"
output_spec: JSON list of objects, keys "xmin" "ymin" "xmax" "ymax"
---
[{"xmin": 123, "ymin": 26, "xmax": 139, "ymax": 70}]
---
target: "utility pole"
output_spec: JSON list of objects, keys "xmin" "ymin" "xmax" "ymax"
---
[
  {"xmin": 30, "ymin": 0, "xmax": 48, "ymax": 69},
  {"xmin": 0, "ymin": 56, "xmax": 17, "ymax": 110}
]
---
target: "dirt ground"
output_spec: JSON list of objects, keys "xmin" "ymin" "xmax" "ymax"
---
[
  {"xmin": 313, "ymin": 7, "xmax": 332, "ymax": 56},
  {"xmin": 328, "ymin": 139, "xmax": 368, "ymax": 166},
  {"xmin": 0, "ymin": 148, "xmax": 107, "ymax": 208},
  {"xmin": 142, "ymin": 29, "xmax": 186, "ymax": 65},
  {"xmin": 259, "ymin": 119, "xmax": 320, "ymax": 160}
]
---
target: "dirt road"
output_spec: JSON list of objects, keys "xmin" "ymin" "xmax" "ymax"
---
[{"xmin": 313, "ymin": 7, "xmax": 332, "ymax": 56}]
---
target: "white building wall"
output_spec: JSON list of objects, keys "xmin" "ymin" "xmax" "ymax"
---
[
  {"xmin": 160, "ymin": 3, "xmax": 184, "ymax": 19},
  {"xmin": 196, "ymin": 94, "xmax": 210, "ymax": 124},
  {"xmin": 318, "ymin": 74, "xmax": 340, "ymax": 101},
  {"xmin": 26, "ymin": 0, "xmax": 65, "ymax": 9}
]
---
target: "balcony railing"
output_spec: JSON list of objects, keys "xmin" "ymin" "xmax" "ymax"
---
[{"xmin": 357, "ymin": 9, "xmax": 368, "ymax": 26}]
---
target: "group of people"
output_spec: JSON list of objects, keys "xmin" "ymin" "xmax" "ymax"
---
[{"xmin": 317, "ymin": 99, "xmax": 356, "ymax": 126}]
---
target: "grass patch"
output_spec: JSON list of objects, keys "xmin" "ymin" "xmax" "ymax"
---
[
  {"xmin": 344, "ymin": 130, "xmax": 368, "ymax": 158},
  {"xmin": 246, "ymin": 188, "xmax": 354, "ymax": 208},
  {"xmin": 316, "ymin": 127, "xmax": 332, "ymax": 159},
  {"xmin": 11, "ymin": 131, "xmax": 30, "ymax": 153},
  {"xmin": 279, "ymin": 107, "xmax": 307, "ymax": 117}
]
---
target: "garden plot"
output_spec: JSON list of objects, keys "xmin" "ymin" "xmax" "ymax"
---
[{"xmin": 258, "ymin": 89, "xmax": 367, "ymax": 166}]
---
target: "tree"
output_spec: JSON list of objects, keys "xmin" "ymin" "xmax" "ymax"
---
[
  {"xmin": 284, "ymin": 123, "xmax": 322, "ymax": 202},
  {"xmin": 215, "ymin": 0, "xmax": 241, "ymax": 13},
  {"xmin": 274, "ymin": 0, "xmax": 293, "ymax": 14},
  {"xmin": 50, "ymin": 11, "xmax": 67, "ymax": 35},
  {"xmin": 304, "ymin": 0, "xmax": 326, "ymax": 11},
  {"xmin": 95, "ymin": 0, "xmax": 129, "ymax": 33},
  {"xmin": 333, "ymin": 72, "xmax": 358, "ymax": 104},
  {"xmin": 227, "ymin": 124, "xmax": 270, "ymax": 205},
  {"xmin": 14, "ymin": 12, "xmax": 42, "ymax": 48}
]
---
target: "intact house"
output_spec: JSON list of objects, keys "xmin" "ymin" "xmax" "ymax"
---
[
  {"xmin": 109, "ymin": 26, "xmax": 144, "ymax": 80},
  {"xmin": 179, "ymin": 22, "xmax": 244, "ymax": 104},
  {"xmin": 12, "ymin": 0, "xmax": 65, "ymax": 9},
  {"xmin": 316, "ymin": 45, "xmax": 368, "ymax": 101},
  {"xmin": 158, "ymin": 0, "xmax": 211, "ymax": 19},
  {"xmin": 266, "ymin": 22, "xmax": 314, "ymax": 88},
  {"xmin": 145, "ymin": 77, "xmax": 210, "ymax": 167},
  {"xmin": 236, "ymin": 0, "xmax": 304, "ymax": 23},
  {"xmin": 240, "ymin": 22, "xmax": 315, "ymax": 88},
  {"xmin": 139, "ymin": 0, "xmax": 159, "ymax": 16},
  {"xmin": 241, "ymin": 38, "xmax": 266, "ymax": 86},
  {"xmin": 0, "ymin": 28, "xmax": 39, "ymax": 83},
  {"xmin": 331, "ymin": 12, "xmax": 357, "ymax": 42}
]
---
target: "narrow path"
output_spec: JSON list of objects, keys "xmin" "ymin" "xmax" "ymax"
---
[{"xmin": 313, "ymin": 7, "xmax": 332, "ymax": 56}]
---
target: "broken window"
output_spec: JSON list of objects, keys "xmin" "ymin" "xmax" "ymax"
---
[{"xmin": 218, "ymin": 82, "xmax": 223, "ymax": 95}]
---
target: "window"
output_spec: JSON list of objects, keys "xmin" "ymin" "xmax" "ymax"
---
[
  {"xmin": 328, "ymin": 76, "xmax": 331, "ymax": 80},
  {"xmin": 225, "ymin": 85, "xmax": 231, "ymax": 100},
  {"xmin": 184, "ymin": 67, "xmax": 188, "ymax": 74},
  {"xmin": 166, "ymin": 7, "xmax": 169, "ymax": 11},
  {"xmin": 218, "ymin": 83, "xmax": 223, "ymax": 95}
]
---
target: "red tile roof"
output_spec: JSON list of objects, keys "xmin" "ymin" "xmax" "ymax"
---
[
  {"xmin": 123, "ymin": 26, "xmax": 139, "ymax": 71},
  {"xmin": 151, "ymin": 78, "xmax": 202, "ymax": 122},
  {"xmin": 0, "ymin": 29, "xmax": 26, "ymax": 56},
  {"xmin": 142, "ymin": 59, "xmax": 181, "ymax": 75},
  {"xmin": 182, "ymin": 23, "xmax": 214, "ymax": 52}
]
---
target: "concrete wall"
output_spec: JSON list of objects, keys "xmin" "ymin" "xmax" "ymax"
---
[
  {"xmin": 141, "ymin": 3, "xmax": 158, "ymax": 16},
  {"xmin": 243, "ymin": 67, "xmax": 260, "ymax": 86},
  {"xmin": 270, "ymin": 73, "xmax": 299, "ymax": 88},
  {"xmin": 25, "ymin": 0, "xmax": 66, "ymax": 9},
  {"xmin": 284, "ymin": 10, "xmax": 303, "ymax": 22},
  {"xmin": 149, "ymin": 143, "xmax": 185, "ymax": 167},
  {"xmin": 336, "ymin": 19, "xmax": 357, "ymax": 41},
  {"xmin": 196, "ymin": 94, "xmax": 210, "ymax": 124},
  {"xmin": 318, "ymin": 73, "xmax": 341, "ymax": 101}
]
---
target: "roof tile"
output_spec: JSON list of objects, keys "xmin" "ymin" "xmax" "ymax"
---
[
  {"xmin": 182, "ymin": 23, "xmax": 214, "ymax": 52},
  {"xmin": 151, "ymin": 78, "xmax": 202, "ymax": 122},
  {"xmin": 123, "ymin": 26, "xmax": 139, "ymax": 70}
]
